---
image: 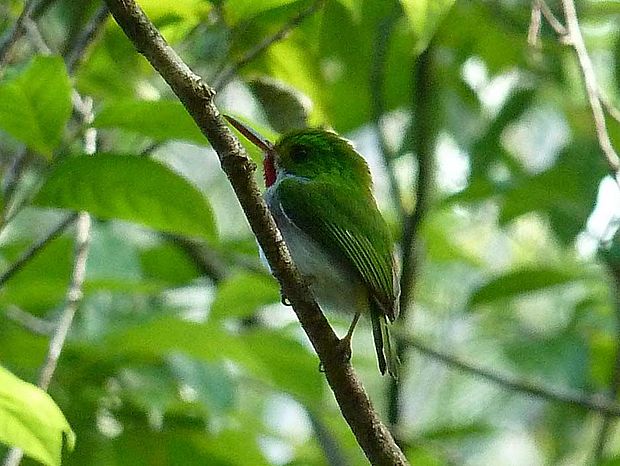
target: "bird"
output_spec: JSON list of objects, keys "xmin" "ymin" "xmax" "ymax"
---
[{"xmin": 225, "ymin": 115, "xmax": 400, "ymax": 378}]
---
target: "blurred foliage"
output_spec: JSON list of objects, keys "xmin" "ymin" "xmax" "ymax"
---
[{"xmin": 0, "ymin": 0, "xmax": 619, "ymax": 464}]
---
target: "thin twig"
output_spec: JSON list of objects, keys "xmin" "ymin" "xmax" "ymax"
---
[
  {"xmin": 538, "ymin": 0, "xmax": 568, "ymax": 37},
  {"xmin": 212, "ymin": 0, "xmax": 324, "ymax": 91},
  {"xmin": 527, "ymin": 1, "xmax": 542, "ymax": 47},
  {"xmin": 388, "ymin": 45, "xmax": 436, "ymax": 428},
  {"xmin": 407, "ymin": 337, "xmax": 620, "ymax": 417},
  {"xmin": 65, "ymin": 5, "xmax": 109, "ymax": 74},
  {"xmin": 592, "ymin": 265, "xmax": 620, "ymax": 462},
  {"xmin": 308, "ymin": 412, "xmax": 350, "ymax": 466},
  {"xmin": 0, "ymin": 147, "xmax": 28, "ymax": 229},
  {"xmin": 4, "ymin": 305, "xmax": 54, "ymax": 335},
  {"xmin": 164, "ymin": 234, "xmax": 228, "ymax": 283},
  {"xmin": 600, "ymin": 94, "xmax": 620, "ymax": 126},
  {"xmin": 102, "ymin": 1, "xmax": 408, "ymax": 463},
  {"xmin": 561, "ymin": 0, "xmax": 620, "ymax": 186},
  {"xmin": 21, "ymin": 16, "xmax": 51, "ymax": 54},
  {"xmin": 0, "ymin": 0, "xmax": 43, "ymax": 71},
  {"xmin": 37, "ymin": 212, "xmax": 91, "ymax": 389},
  {"xmin": 0, "ymin": 213, "xmax": 77, "ymax": 289}
]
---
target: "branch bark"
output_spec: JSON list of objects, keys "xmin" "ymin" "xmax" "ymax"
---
[{"xmin": 102, "ymin": 1, "xmax": 408, "ymax": 464}]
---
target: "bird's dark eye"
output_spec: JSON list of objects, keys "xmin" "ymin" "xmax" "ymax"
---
[{"xmin": 290, "ymin": 144, "xmax": 309, "ymax": 162}]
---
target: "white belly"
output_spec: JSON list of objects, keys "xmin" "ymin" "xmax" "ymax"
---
[{"xmin": 263, "ymin": 187, "xmax": 367, "ymax": 315}]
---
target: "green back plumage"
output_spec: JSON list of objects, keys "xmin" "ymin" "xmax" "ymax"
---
[{"xmin": 274, "ymin": 130, "xmax": 399, "ymax": 321}]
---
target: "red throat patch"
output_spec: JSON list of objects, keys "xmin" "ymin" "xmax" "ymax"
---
[{"xmin": 263, "ymin": 155, "xmax": 276, "ymax": 187}]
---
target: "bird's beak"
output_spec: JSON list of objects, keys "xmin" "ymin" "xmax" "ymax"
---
[{"xmin": 224, "ymin": 114, "xmax": 274, "ymax": 154}]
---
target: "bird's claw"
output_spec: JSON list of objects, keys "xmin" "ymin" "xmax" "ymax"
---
[{"xmin": 280, "ymin": 292, "xmax": 291, "ymax": 306}]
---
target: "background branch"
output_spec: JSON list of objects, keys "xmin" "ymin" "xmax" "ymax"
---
[
  {"xmin": 64, "ymin": 5, "xmax": 109, "ymax": 74},
  {"xmin": 0, "ymin": 0, "xmax": 43, "ymax": 70},
  {"xmin": 407, "ymin": 337, "xmax": 620, "ymax": 417},
  {"xmin": 212, "ymin": 0, "xmax": 324, "ymax": 91},
  {"xmin": 102, "ymin": 0, "xmax": 408, "ymax": 464},
  {"xmin": 561, "ymin": 0, "xmax": 620, "ymax": 185},
  {"xmin": 0, "ymin": 213, "xmax": 77, "ymax": 288},
  {"xmin": 388, "ymin": 44, "xmax": 436, "ymax": 427},
  {"xmin": 592, "ymin": 263, "xmax": 620, "ymax": 462}
]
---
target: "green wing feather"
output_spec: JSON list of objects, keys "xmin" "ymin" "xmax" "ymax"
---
[{"xmin": 277, "ymin": 177, "xmax": 399, "ymax": 321}]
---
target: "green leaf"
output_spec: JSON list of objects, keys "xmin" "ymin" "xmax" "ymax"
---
[
  {"xmin": 167, "ymin": 354, "xmax": 236, "ymax": 414},
  {"xmin": 0, "ymin": 236, "xmax": 73, "ymax": 313},
  {"xmin": 102, "ymin": 318, "xmax": 324, "ymax": 403},
  {"xmin": 33, "ymin": 154, "xmax": 217, "ymax": 241},
  {"xmin": 94, "ymin": 99, "xmax": 207, "ymax": 145},
  {"xmin": 248, "ymin": 76, "xmax": 310, "ymax": 133},
  {"xmin": 0, "ymin": 366, "xmax": 75, "ymax": 466},
  {"xmin": 0, "ymin": 55, "xmax": 72, "ymax": 157},
  {"xmin": 140, "ymin": 243, "xmax": 200, "ymax": 285},
  {"xmin": 84, "ymin": 222, "xmax": 146, "ymax": 291},
  {"xmin": 210, "ymin": 272, "xmax": 280, "ymax": 320},
  {"xmin": 468, "ymin": 268, "xmax": 581, "ymax": 307},
  {"xmin": 226, "ymin": 0, "xmax": 301, "ymax": 23},
  {"xmin": 400, "ymin": 0, "xmax": 455, "ymax": 52}
]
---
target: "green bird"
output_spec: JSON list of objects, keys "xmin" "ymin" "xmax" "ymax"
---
[{"xmin": 225, "ymin": 115, "xmax": 400, "ymax": 377}]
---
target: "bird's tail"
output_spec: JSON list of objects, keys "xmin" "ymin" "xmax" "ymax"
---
[{"xmin": 370, "ymin": 300, "xmax": 399, "ymax": 379}]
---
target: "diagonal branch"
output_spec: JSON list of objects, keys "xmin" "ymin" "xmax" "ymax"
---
[
  {"xmin": 388, "ymin": 44, "xmax": 436, "ymax": 430},
  {"xmin": 0, "ymin": 0, "xmax": 43, "ymax": 70},
  {"xmin": 212, "ymin": 0, "xmax": 324, "ymax": 91},
  {"xmin": 0, "ymin": 213, "xmax": 77, "ymax": 288},
  {"xmin": 65, "ymin": 5, "xmax": 109, "ymax": 74},
  {"xmin": 561, "ymin": 0, "xmax": 620, "ymax": 186},
  {"xmin": 407, "ymin": 337, "xmax": 620, "ymax": 417},
  {"xmin": 102, "ymin": 0, "xmax": 408, "ymax": 464},
  {"xmin": 592, "ymin": 262, "xmax": 620, "ymax": 462}
]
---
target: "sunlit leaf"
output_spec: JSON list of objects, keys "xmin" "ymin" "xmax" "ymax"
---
[
  {"xmin": 400, "ymin": 0, "xmax": 455, "ymax": 52},
  {"xmin": 0, "ymin": 56, "xmax": 71, "ymax": 157},
  {"xmin": 0, "ymin": 366, "xmax": 75, "ymax": 466},
  {"xmin": 226, "ymin": 0, "xmax": 302, "ymax": 23}
]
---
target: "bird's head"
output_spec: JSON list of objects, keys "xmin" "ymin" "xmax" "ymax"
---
[{"xmin": 225, "ymin": 115, "xmax": 372, "ymax": 190}]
